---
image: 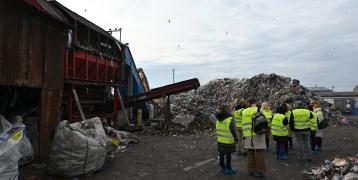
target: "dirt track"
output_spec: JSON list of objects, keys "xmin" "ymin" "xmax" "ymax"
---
[{"xmin": 21, "ymin": 116, "xmax": 358, "ymax": 180}]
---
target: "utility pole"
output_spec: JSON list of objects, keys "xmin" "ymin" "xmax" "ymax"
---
[
  {"xmin": 119, "ymin": 28, "xmax": 122, "ymax": 42},
  {"xmin": 107, "ymin": 28, "xmax": 122, "ymax": 42},
  {"xmin": 172, "ymin": 68, "xmax": 175, "ymax": 84}
]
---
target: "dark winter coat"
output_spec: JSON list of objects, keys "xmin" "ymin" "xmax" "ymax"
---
[{"xmin": 216, "ymin": 111, "xmax": 238, "ymax": 153}]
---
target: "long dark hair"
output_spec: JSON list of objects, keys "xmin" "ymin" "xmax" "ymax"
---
[
  {"xmin": 219, "ymin": 105, "xmax": 230, "ymax": 115},
  {"xmin": 276, "ymin": 105, "xmax": 286, "ymax": 114},
  {"xmin": 235, "ymin": 99, "xmax": 248, "ymax": 110}
]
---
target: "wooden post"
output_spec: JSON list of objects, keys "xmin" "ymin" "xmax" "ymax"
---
[
  {"xmin": 113, "ymin": 87, "xmax": 119, "ymax": 129},
  {"xmin": 117, "ymin": 89, "xmax": 131, "ymax": 130},
  {"xmin": 67, "ymin": 88, "xmax": 73, "ymax": 123},
  {"xmin": 72, "ymin": 88, "xmax": 86, "ymax": 121},
  {"xmin": 164, "ymin": 95, "xmax": 171, "ymax": 122}
]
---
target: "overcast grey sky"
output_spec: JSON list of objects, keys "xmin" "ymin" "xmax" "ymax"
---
[{"xmin": 58, "ymin": 0, "xmax": 358, "ymax": 91}]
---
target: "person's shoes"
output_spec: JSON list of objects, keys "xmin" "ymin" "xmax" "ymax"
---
[
  {"xmin": 219, "ymin": 166, "xmax": 225, "ymax": 172},
  {"xmin": 297, "ymin": 155, "xmax": 305, "ymax": 161},
  {"xmin": 224, "ymin": 168, "xmax": 237, "ymax": 174},
  {"xmin": 255, "ymin": 172, "xmax": 264, "ymax": 177},
  {"xmin": 280, "ymin": 155, "xmax": 288, "ymax": 160}
]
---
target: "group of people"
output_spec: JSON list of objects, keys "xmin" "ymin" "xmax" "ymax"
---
[{"xmin": 215, "ymin": 97, "xmax": 324, "ymax": 177}]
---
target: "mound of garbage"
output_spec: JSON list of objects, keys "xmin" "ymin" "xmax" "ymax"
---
[
  {"xmin": 303, "ymin": 156, "xmax": 358, "ymax": 180},
  {"xmin": 166, "ymin": 73, "xmax": 340, "ymax": 135}
]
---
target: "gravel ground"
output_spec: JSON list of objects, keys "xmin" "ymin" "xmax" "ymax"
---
[{"xmin": 20, "ymin": 116, "xmax": 358, "ymax": 180}]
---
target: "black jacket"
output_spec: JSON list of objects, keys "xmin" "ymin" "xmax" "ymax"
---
[{"xmin": 216, "ymin": 112, "xmax": 238, "ymax": 153}]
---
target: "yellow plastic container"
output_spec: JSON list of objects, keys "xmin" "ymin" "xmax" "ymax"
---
[
  {"xmin": 136, "ymin": 109, "xmax": 142, "ymax": 127},
  {"xmin": 112, "ymin": 137, "xmax": 119, "ymax": 145}
]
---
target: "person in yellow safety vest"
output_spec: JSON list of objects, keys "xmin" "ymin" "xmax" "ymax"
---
[
  {"xmin": 242, "ymin": 98, "xmax": 266, "ymax": 177},
  {"xmin": 216, "ymin": 105, "xmax": 238, "ymax": 174},
  {"xmin": 289, "ymin": 101, "xmax": 314, "ymax": 161},
  {"xmin": 310, "ymin": 107, "xmax": 319, "ymax": 153},
  {"xmin": 271, "ymin": 105, "xmax": 289, "ymax": 160},
  {"xmin": 261, "ymin": 102, "xmax": 272, "ymax": 151},
  {"xmin": 233, "ymin": 99, "xmax": 248, "ymax": 155}
]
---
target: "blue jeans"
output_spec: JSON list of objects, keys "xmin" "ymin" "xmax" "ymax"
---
[
  {"xmin": 275, "ymin": 139, "xmax": 287, "ymax": 158},
  {"xmin": 295, "ymin": 131, "xmax": 312, "ymax": 157}
]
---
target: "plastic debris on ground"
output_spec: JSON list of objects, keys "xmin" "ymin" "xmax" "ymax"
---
[
  {"xmin": 150, "ymin": 73, "xmax": 342, "ymax": 136},
  {"xmin": 303, "ymin": 155, "xmax": 358, "ymax": 180},
  {"xmin": 47, "ymin": 117, "xmax": 107, "ymax": 178},
  {"xmin": 104, "ymin": 126, "xmax": 139, "ymax": 157},
  {"xmin": 0, "ymin": 115, "xmax": 33, "ymax": 180}
]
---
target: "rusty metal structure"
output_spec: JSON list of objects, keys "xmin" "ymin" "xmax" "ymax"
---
[{"xmin": 0, "ymin": 0, "xmax": 68, "ymax": 156}]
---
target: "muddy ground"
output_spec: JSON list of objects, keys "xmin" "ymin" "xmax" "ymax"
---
[{"xmin": 21, "ymin": 116, "xmax": 358, "ymax": 180}]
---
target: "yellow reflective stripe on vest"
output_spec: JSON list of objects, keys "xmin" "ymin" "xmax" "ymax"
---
[
  {"xmin": 216, "ymin": 117, "xmax": 234, "ymax": 144},
  {"xmin": 242, "ymin": 107, "xmax": 258, "ymax": 137},
  {"xmin": 271, "ymin": 113, "xmax": 288, "ymax": 136},
  {"xmin": 233, "ymin": 108, "xmax": 244, "ymax": 128},
  {"xmin": 292, "ymin": 109, "xmax": 311, "ymax": 130}
]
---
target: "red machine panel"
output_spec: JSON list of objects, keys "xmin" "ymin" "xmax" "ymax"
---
[{"xmin": 65, "ymin": 49, "xmax": 120, "ymax": 84}]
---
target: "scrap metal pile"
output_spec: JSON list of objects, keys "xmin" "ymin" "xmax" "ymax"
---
[
  {"xmin": 163, "ymin": 73, "xmax": 341, "ymax": 135},
  {"xmin": 303, "ymin": 156, "xmax": 358, "ymax": 180}
]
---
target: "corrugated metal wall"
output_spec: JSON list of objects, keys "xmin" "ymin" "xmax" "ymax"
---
[
  {"xmin": 0, "ymin": 1, "xmax": 67, "ymax": 156},
  {"xmin": 0, "ymin": 1, "xmax": 65, "ymax": 90}
]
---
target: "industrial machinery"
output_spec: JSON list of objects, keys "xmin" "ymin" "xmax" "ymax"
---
[{"xmin": 1, "ymin": 0, "xmax": 200, "ymax": 156}]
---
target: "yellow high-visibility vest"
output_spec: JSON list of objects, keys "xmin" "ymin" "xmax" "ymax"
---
[
  {"xmin": 233, "ymin": 108, "xmax": 244, "ymax": 128},
  {"xmin": 263, "ymin": 110, "xmax": 273, "ymax": 127},
  {"xmin": 292, "ymin": 109, "xmax": 311, "ymax": 130},
  {"xmin": 271, "ymin": 113, "xmax": 288, "ymax": 136},
  {"xmin": 216, "ymin": 117, "xmax": 235, "ymax": 144},
  {"xmin": 242, "ymin": 107, "xmax": 258, "ymax": 137},
  {"xmin": 310, "ymin": 112, "xmax": 318, "ymax": 131}
]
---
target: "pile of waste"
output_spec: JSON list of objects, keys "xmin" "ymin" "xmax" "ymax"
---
[
  {"xmin": 167, "ymin": 74, "xmax": 340, "ymax": 135},
  {"xmin": 303, "ymin": 156, "xmax": 358, "ymax": 180},
  {"xmin": 143, "ymin": 120, "xmax": 215, "ymax": 136},
  {"xmin": 143, "ymin": 121, "xmax": 187, "ymax": 136}
]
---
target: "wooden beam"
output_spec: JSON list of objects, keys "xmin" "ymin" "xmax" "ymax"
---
[
  {"xmin": 117, "ymin": 89, "xmax": 131, "ymax": 130},
  {"xmin": 72, "ymin": 88, "xmax": 86, "ymax": 121}
]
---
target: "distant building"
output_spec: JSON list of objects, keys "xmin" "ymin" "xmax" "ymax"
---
[
  {"xmin": 306, "ymin": 86, "xmax": 333, "ymax": 92},
  {"xmin": 315, "ymin": 92, "xmax": 358, "ymax": 115}
]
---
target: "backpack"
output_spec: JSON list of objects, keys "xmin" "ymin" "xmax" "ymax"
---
[
  {"xmin": 318, "ymin": 119, "xmax": 329, "ymax": 129},
  {"xmin": 252, "ymin": 112, "xmax": 269, "ymax": 134}
]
